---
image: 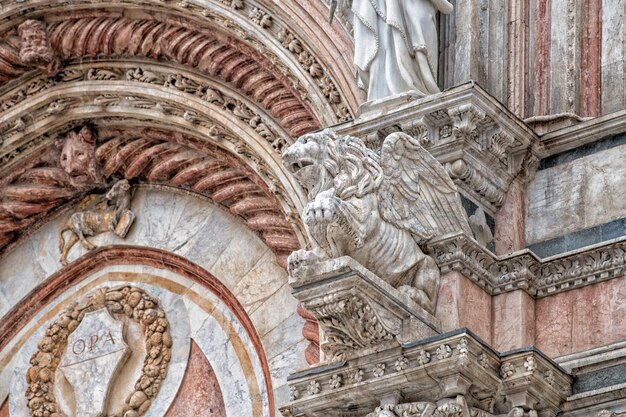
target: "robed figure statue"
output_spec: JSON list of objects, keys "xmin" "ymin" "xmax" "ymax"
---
[{"xmin": 331, "ymin": 0, "xmax": 453, "ymax": 101}]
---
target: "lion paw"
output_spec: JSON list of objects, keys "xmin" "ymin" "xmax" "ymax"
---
[
  {"xmin": 303, "ymin": 190, "xmax": 339, "ymax": 226},
  {"xmin": 288, "ymin": 249, "xmax": 325, "ymax": 273},
  {"xmin": 398, "ymin": 285, "xmax": 429, "ymax": 309}
]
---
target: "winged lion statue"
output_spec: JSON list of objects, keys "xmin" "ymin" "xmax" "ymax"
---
[{"xmin": 283, "ymin": 129, "xmax": 472, "ymax": 314}]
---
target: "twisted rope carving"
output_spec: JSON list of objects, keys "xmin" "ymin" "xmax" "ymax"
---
[
  {"xmin": 0, "ymin": 15, "xmax": 319, "ymax": 136},
  {"xmin": 0, "ymin": 128, "xmax": 299, "ymax": 266}
]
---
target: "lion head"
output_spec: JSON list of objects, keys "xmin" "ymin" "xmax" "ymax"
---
[
  {"xmin": 57, "ymin": 126, "xmax": 102, "ymax": 190},
  {"xmin": 283, "ymin": 129, "xmax": 383, "ymax": 200}
]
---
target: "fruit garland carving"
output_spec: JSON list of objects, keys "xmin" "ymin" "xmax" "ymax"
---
[{"xmin": 26, "ymin": 286, "xmax": 172, "ymax": 417}]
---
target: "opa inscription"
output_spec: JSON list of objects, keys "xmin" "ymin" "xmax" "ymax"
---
[{"xmin": 71, "ymin": 330, "xmax": 118, "ymax": 356}]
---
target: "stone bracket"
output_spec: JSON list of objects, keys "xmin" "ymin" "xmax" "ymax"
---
[
  {"xmin": 335, "ymin": 82, "xmax": 543, "ymax": 215},
  {"xmin": 290, "ymin": 256, "xmax": 441, "ymax": 361}
]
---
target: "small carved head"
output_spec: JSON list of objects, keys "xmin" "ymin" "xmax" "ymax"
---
[
  {"xmin": 17, "ymin": 20, "xmax": 60, "ymax": 75},
  {"xmin": 57, "ymin": 126, "xmax": 102, "ymax": 189},
  {"xmin": 105, "ymin": 179, "xmax": 131, "ymax": 200}
]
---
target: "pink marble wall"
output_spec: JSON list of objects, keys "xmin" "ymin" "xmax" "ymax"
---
[
  {"xmin": 436, "ymin": 272, "xmax": 492, "ymax": 344},
  {"xmin": 493, "ymin": 290, "xmax": 535, "ymax": 352},
  {"xmin": 495, "ymin": 182, "xmax": 526, "ymax": 255},
  {"xmin": 165, "ymin": 341, "xmax": 226, "ymax": 417},
  {"xmin": 536, "ymin": 276, "xmax": 626, "ymax": 357}
]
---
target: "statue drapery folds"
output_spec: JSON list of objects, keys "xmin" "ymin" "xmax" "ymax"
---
[{"xmin": 333, "ymin": 0, "xmax": 453, "ymax": 101}]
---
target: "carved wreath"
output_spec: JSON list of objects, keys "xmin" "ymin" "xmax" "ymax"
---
[{"xmin": 26, "ymin": 286, "xmax": 172, "ymax": 417}]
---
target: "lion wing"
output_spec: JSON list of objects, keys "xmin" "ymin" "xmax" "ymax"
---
[{"xmin": 378, "ymin": 132, "xmax": 472, "ymax": 242}]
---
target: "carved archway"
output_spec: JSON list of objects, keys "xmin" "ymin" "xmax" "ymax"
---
[{"xmin": 0, "ymin": 0, "xmax": 336, "ymax": 370}]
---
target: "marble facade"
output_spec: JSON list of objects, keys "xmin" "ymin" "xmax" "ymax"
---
[{"xmin": 0, "ymin": 1, "xmax": 625, "ymax": 417}]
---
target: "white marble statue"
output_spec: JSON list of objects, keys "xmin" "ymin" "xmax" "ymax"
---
[
  {"xmin": 331, "ymin": 0, "xmax": 453, "ymax": 100},
  {"xmin": 283, "ymin": 129, "xmax": 471, "ymax": 313}
]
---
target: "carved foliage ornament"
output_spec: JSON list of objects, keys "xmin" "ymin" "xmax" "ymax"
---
[{"xmin": 26, "ymin": 286, "xmax": 172, "ymax": 417}]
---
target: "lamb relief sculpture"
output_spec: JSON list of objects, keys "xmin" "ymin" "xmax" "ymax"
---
[
  {"xmin": 59, "ymin": 179, "xmax": 135, "ymax": 266},
  {"xmin": 283, "ymin": 129, "xmax": 471, "ymax": 314}
]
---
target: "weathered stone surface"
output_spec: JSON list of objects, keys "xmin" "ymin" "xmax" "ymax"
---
[
  {"xmin": 526, "ymin": 144, "xmax": 626, "ymax": 245},
  {"xmin": 435, "ymin": 272, "xmax": 492, "ymax": 343},
  {"xmin": 493, "ymin": 290, "xmax": 535, "ymax": 352},
  {"xmin": 535, "ymin": 277, "xmax": 626, "ymax": 358}
]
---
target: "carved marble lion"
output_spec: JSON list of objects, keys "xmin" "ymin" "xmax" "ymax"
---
[{"xmin": 283, "ymin": 129, "xmax": 472, "ymax": 313}]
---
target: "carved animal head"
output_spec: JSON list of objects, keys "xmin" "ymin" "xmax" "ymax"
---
[
  {"xmin": 105, "ymin": 179, "xmax": 131, "ymax": 201},
  {"xmin": 283, "ymin": 129, "xmax": 383, "ymax": 200},
  {"xmin": 58, "ymin": 126, "xmax": 101, "ymax": 189}
]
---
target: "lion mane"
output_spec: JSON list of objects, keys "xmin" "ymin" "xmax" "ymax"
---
[{"xmin": 315, "ymin": 130, "xmax": 383, "ymax": 200}]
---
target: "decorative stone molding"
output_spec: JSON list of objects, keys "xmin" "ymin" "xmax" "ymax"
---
[
  {"xmin": 0, "ymin": 125, "xmax": 300, "ymax": 266},
  {"xmin": 281, "ymin": 329, "xmax": 571, "ymax": 417},
  {"xmin": 334, "ymin": 83, "xmax": 543, "ymax": 215},
  {"xmin": 0, "ymin": 63, "xmax": 289, "ymax": 161},
  {"xmin": 0, "ymin": 14, "xmax": 319, "ymax": 137},
  {"xmin": 289, "ymin": 257, "xmax": 441, "ymax": 361},
  {"xmin": 427, "ymin": 232, "xmax": 626, "ymax": 298},
  {"xmin": 0, "ymin": 1, "xmax": 356, "ymax": 125}
]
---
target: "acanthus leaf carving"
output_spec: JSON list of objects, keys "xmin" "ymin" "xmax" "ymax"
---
[{"xmin": 306, "ymin": 292, "xmax": 396, "ymax": 361}]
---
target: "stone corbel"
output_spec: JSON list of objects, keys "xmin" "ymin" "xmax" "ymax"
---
[
  {"xmin": 499, "ymin": 350, "xmax": 572, "ymax": 417},
  {"xmin": 289, "ymin": 256, "xmax": 441, "ymax": 361},
  {"xmin": 335, "ymin": 83, "xmax": 542, "ymax": 215}
]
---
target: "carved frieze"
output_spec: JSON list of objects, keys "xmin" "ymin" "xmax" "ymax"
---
[
  {"xmin": 0, "ymin": 2, "xmax": 354, "ymax": 126},
  {"xmin": 428, "ymin": 232, "xmax": 626, "ymax": 298},
  {"xmin": 0, "ymin": 124, "xmax": 300, "ymax": 266}
]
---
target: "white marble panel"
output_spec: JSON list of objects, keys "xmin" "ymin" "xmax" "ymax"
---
[
  {"xmin": 234, "ymin": 251, "xmax": 288, "ymax": 315},
  {"xmin": 9, "ymin": 280, "xmax": 190, "ymax": 417},
  {"xmin": 250, "ymin": 283, "xmax": 300, "ymax": 338},
  {"xmin": 526, "ymin": 144, "xmax": 626, "ymax": 244},
  {"xmin": 262, "ymin": 312, "xmax": 306, "ymax": 361}
]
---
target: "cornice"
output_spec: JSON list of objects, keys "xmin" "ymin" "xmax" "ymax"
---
[
  {"xmin": 540, "ymin": 109, "xmax": 626, "ymax": 156},
  {"xmin": 428, "ymin": 233, "xmax": 626, "ymax": 298},
  {"xmin": 283, "ymin": 329, "xmax": 571, "ymax": 417}
]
